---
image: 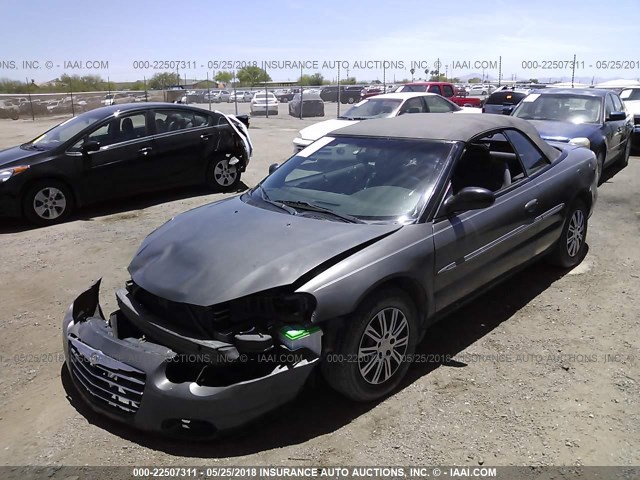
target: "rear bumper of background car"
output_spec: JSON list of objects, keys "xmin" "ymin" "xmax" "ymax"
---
[
  {"xmin": 62, "ymin": 281, "xmax": 318, "ymax": 438},
  {"xmin": 251, "ymin": 104, "xmax": 278, "ymax": 112}
]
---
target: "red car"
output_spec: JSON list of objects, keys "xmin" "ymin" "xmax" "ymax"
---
[{"xmin": 395, "ymin": 82, "xmax": 482, "ymax": 108}]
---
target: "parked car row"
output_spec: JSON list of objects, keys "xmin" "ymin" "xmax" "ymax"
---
[{"xmin": 1, "ymin": 84, "xmax": 633, "ymax": 439}]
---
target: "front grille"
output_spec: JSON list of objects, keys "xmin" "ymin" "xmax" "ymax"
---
[
  {"xmin": 69, "ymin": 338, "xmax": 146, "ymax": 415},
  {"xmin": 128, "ymin": 283, "xmax": 231, "ymax": 336}
]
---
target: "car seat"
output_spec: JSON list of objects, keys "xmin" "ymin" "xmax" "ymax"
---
[
  {"xmin": 451, "ymin": 144, "xmax": 510, "ymax": 194},
  {"xmin": 121, "ymin": 118, "xmax": 135, "ymax": 140}
]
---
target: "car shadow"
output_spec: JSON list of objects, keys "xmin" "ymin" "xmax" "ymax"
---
[
  {"xmin": 61, "ymin": 258, "xmax": 573, "ymax": 457},
  {"xmin": 0, "ymin": 182, "xmax": 249, "ymax": 234},
  {"xmin": 600, "ymin": 161, "xmax": 627, "ymax": 185}
]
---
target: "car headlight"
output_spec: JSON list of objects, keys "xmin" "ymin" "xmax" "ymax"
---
[
  {"xmin": 0, "ymin": 165, "xmax": 30, "ymax": 183},
  {"xmin": 569, "ymin": 137, "xmax": 590, "ymax": 148}
]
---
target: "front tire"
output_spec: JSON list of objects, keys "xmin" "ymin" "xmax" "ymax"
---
[
  {"xmin": 323, "ymin": 288, "xmax": 417, "ymax": 402},
  {"xmin": 23, "ymin": 179, "xmax": 74, "ymax": 225},
  {"xmin": 547, "ymin": 200, "xmax": 588, "ymax": 268},
  {"xmin": 206, "ymin": 155, "xmax": 241, "ymax": 191}
]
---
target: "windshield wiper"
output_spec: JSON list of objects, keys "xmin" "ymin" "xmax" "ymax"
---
[
  {"xmin": 257, "ymin": 186, "xmax": 297, "ymax": 215},
  {"xmin": 278, "ymin": 200, "xmax": 364, "ymax": 224}
]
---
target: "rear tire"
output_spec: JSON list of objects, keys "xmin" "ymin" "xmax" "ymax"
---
[
  {"xmin": 547, "ymin": 200, "xmax": 588, "ymax": 268},
  {"xmin": 322, "ymin": 288, "xmax": 417, "ymax": 402},
  {"xmin": 206, "ymin": 155, "xmax": 241, "ymax": 191},
  {"xmin": 23, "ymin": 179, "xmax": 74, "ymax": 226}
]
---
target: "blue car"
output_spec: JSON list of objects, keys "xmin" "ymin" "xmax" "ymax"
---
[{"xmin": 512, "ymin": 88, "xmax": 633, "ymax": 183}]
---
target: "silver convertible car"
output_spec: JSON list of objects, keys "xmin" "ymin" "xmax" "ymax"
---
[{"xmin": 62, "ymin": 114, "xmax": 597, "ymax": 437}]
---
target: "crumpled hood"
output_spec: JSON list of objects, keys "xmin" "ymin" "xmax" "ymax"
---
[
  {"xmin": 529, "ymin": 120, "xmax": 600, "ymax": 142},
  {"xmin": 0, "ymin": 146, "xmax": 46, "ymax": 169},
  {"xmin": 299, "ymin": 119, "xmax": 356, "ymax": 141},
  {"xmin": 129, "ymin": 196, "xmax": 401, "ymax": 306}
]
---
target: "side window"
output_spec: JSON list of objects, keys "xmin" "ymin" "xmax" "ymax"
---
[
  {"xmin": 425, "ymin": 96, "xmax": 456, "ymax": 113},
  {"xmin": 85, "ymin": 113, "xmax": 147, "ymax": 148},
  {"xmin": 505, "ymin": 130, "xmax": 549, "ymax": 175},
  {"xmin": 442, "ymin": 85, "xmax": 454, "ymax": 97},
  {"xmin": 428, "ymin": 85, "xmax": 442, "ymax": 95},
  {"xmin": 611, "ymin": 94, "xmax": 624, "ymax": 113},
  {"xmin": 154, "ymin": 110, "xmax": 210, "ymax": 133},
  {"xmin": 398, "ymin": 97, "xmax": 426, "ymax": 114},
  {"xmin": 604, "ymin": 94, "xmax": 614, "ymax": 118}
]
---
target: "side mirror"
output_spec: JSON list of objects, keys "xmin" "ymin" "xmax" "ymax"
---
[
  {"xmin": 235, "ymin": 114, "xmax": 250, "ymax": 128},
  {"xmin": 268, "ymin": 163, "xmax": 279, "ymax": 175},
  {"xmin": 502, "ymin": 106, "xmax": 513, "ymax": 115},
  {"xmin": 81, "ymin": 140, "xmax": 100, "ymax": 153},
  {"xmin": 443, "ymin": 187, "xmax": 495, "ymax": 215},
  {"xmin": 607, "ymin": 111, "xmax": 626, "ymax": 122}
]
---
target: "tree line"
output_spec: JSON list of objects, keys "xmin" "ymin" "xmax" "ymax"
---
[{"xmin": 1, "ymin": 67, "xmax": 529, "ymax": 94}]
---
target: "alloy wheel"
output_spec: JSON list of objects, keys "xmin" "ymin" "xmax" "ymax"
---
[
  {"xmin": 33, "ymin": 187, "xmax": 67, "ymax": 220},
  {"xmin": 358, "ymin": 307, "xmax": 409, "ymax": 385},
  {"xmin": 213, "ymin": 159, "xmax": 238, "ymax": 187},
  {"xmin": 566, "ymin": 209, "xmax": 585, "ymax": 257}
]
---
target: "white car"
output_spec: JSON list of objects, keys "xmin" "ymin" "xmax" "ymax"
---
[
  {"xmin": 620, "ymin": 87, "xmax": 640, "ymax": 146},
  {"xmin": 292, "ymin": 92, "xmax": 481, "ymax": 152},
  {"xmin": 228, "ymin": 91, "xmax": 252, "ymax": 103},
  {"xmin": 251, "ymin": 92, "xmax": 279, "ymax": 115},
  {"xmin": 468, "ymin": 85, "xmax": 495, "ymax": 95}
]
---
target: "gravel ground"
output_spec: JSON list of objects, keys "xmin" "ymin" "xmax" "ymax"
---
[{"xmin": 0, "ymin": 105, "xmax": 638, "ymax": 467}]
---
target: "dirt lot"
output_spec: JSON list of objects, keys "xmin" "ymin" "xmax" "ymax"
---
[{"xmin": 0, "ymin": 105, "xmax": 638, "ymax": 467}]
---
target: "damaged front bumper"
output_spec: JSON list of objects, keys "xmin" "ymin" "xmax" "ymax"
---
[{"xmin": 62, "ymin": 280, "xmax": 319, "ymax": 437}]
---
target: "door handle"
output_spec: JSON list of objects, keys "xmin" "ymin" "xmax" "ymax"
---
[
  {"xmin": 524, "ymin": 199, "xmax": 539, "ymax": 213},
  {"xmin": 200, "ymin": 133, "xmax": 213, "ymax": 140},
  {"xmin": 138, "ymin": 146, "xmax": 152, "ymax": 156}
]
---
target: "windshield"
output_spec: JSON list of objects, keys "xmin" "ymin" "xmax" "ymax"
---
[
  {"xmin": 24, "ymin": 109, "xmax": 107, "ymax": 149},
  {"xmin": 339, "ymin": 98, "xmax": 402, "ymax": 119},
  {"xmin": 513, "ymin": 93, "xmax": 602, "ymax": 124},
  {"xmin": 257, "ymin": 136, "xmax": 453, "ymax": 222},
  {"xmin": 620, "ymin": 89, "xmax": 640, "ymax": 101}
]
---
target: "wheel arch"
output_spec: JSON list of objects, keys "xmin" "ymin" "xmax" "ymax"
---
[
  {"xmin": 319, "ymin": 274, "xmax": 430, "ymax": 352},
  {"xmin": 20, "ymin": 175, "xmax": 79, "ymax": 209}
]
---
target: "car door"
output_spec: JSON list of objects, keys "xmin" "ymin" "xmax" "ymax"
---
[
  {"xmin": 607, "ymin": 93, "xmax": 629, "ymax": 162},
  {"xmin": 502, "ymin": 129, "xmax": 564, "ymax": 256},
  {"xmin": 432, "ymin": 132, "xmax": 540, "ymax": 311},
  {"xmin": 149, "ymin": 108, "xmax": 222, "ymax": 188},
  {"xmin": 74, "ymin": 110, "xmax": 156, "ymax": 202},
  {"xmin": 602, "ymin": 93, "xmax": 623, "ymax": 163}
]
